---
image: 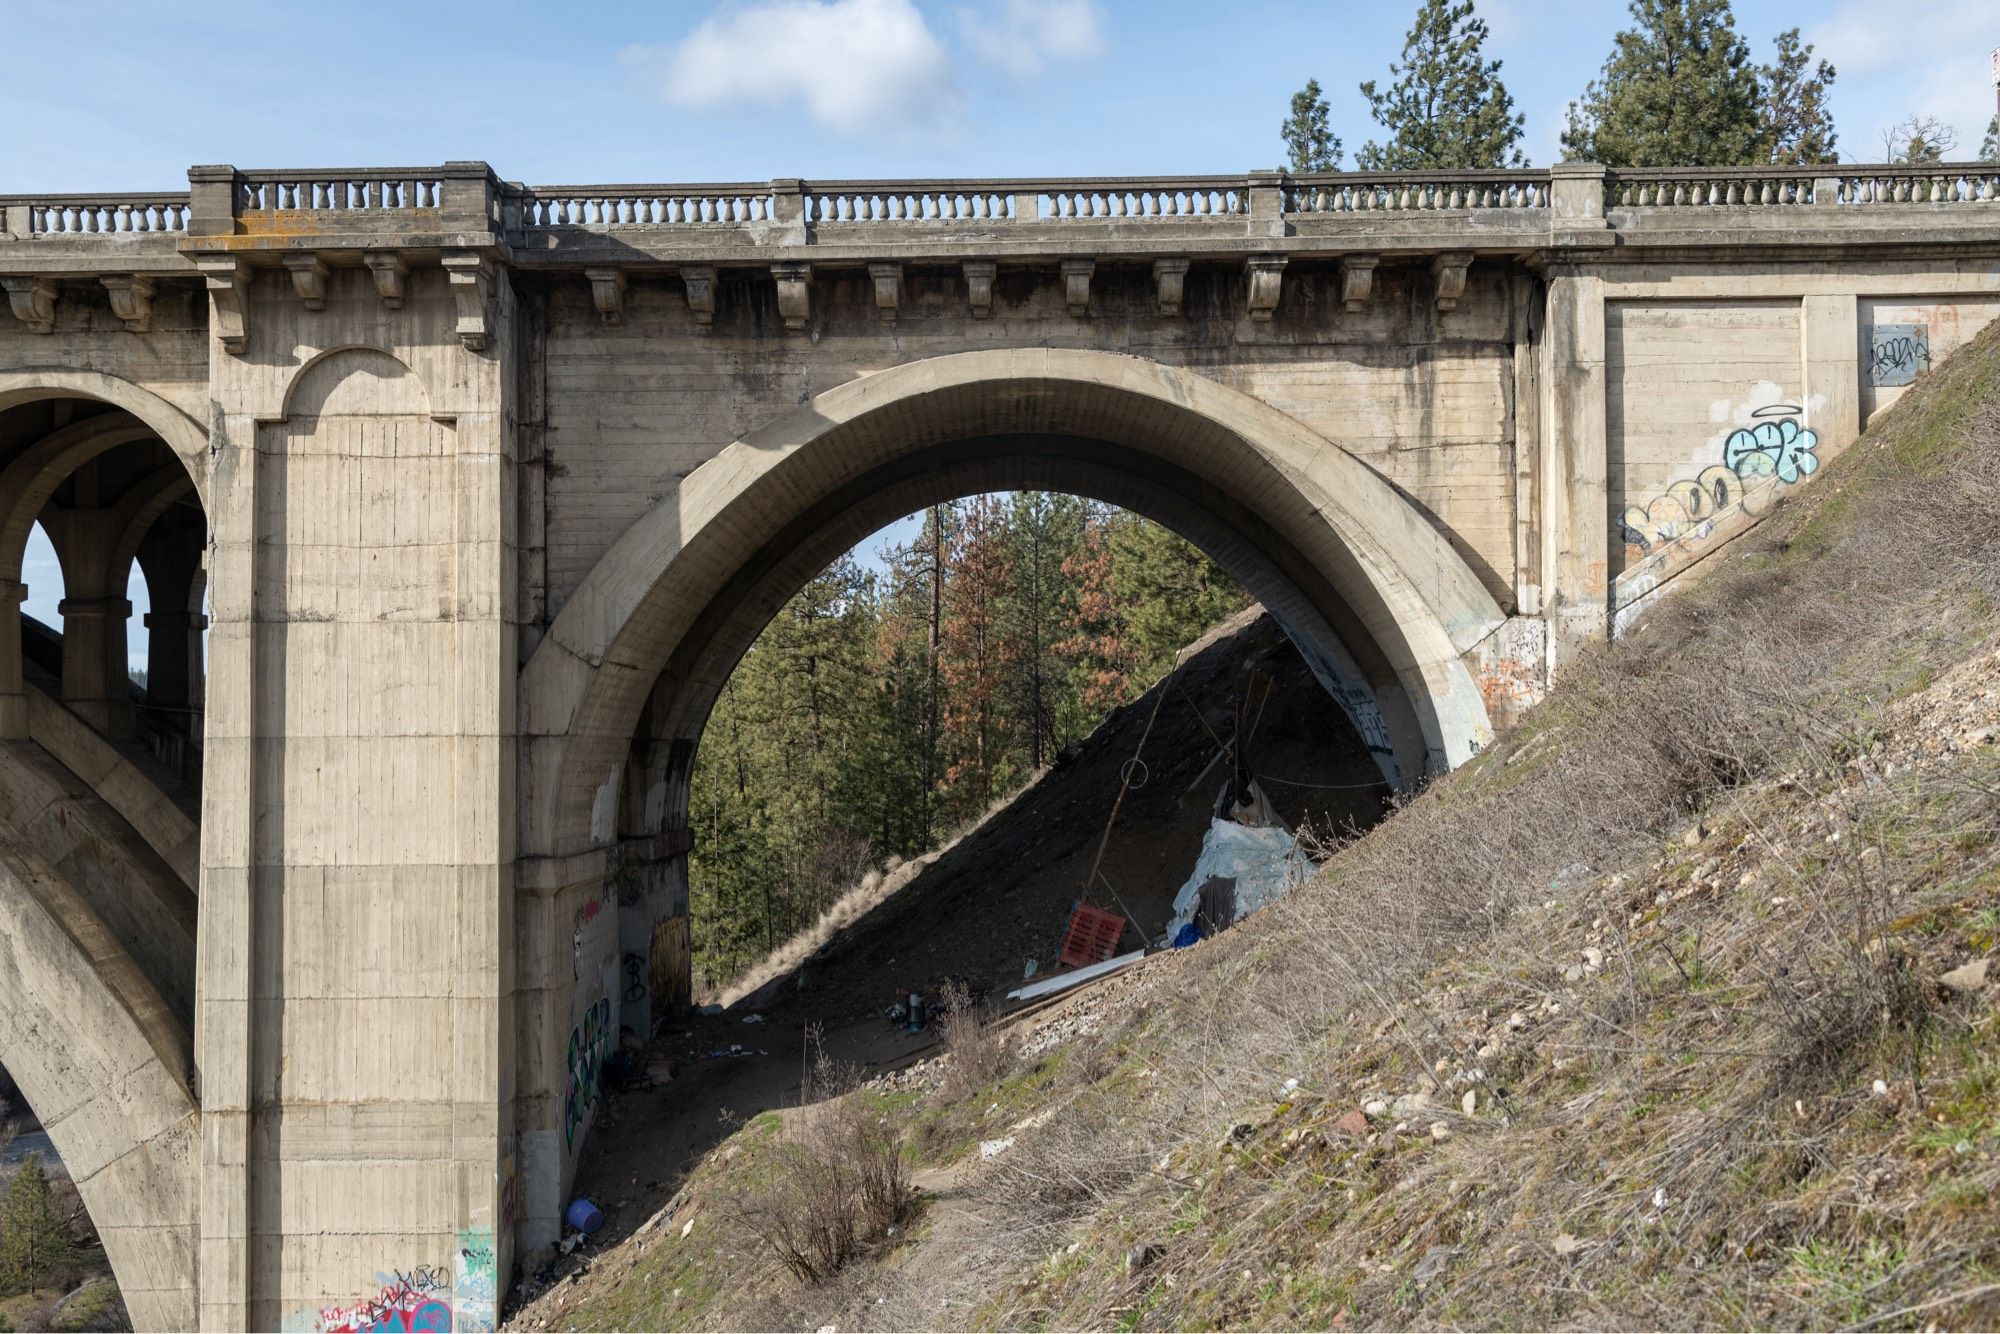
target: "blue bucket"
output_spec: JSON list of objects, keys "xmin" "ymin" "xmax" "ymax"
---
[{"xmin": 565, "ymin": 1197, "xmax": 605, "ymax": 1235}]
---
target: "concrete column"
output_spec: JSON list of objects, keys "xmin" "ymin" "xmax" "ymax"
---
[
  {"xmin": 58, "ymin": 595, "xmax": 134, "ymax": 739},
  {"xmin": 192, "ymin": 260, "xmax": 519, "ymax": 1328},
  {"xmin": 1541, "ymin": 271, "xmax": 1609, "ymax": 670},
  {"xmin": 136, "ymin": 512, "xmax": 208, "ymax": 721},
  {"xmin": 141, "ymin": 608, "xmax": 201, "ymax": 714},
  {"xmin": 1803, "ymin": 292, "xmax": 1861, "ymax": 454},
  {"xmin": 0, "ymin": 579, "xmax": 26, "ymax": 739}
]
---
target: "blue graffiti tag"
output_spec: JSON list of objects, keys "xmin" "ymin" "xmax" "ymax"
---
[{"xmin": 1721, "ymin": 408, "xmax": 1819, "ymax": 485}]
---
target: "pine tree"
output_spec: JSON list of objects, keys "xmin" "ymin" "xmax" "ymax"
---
[
  {"xmin": 938, "ymin": 496, "xmax": 1021, "ymax": 821},
  {"xmin": 0, "ymin": 1155, "xmax": 77, "ymax": 1296},
  {"xmin": 1110, "ymin": 518, "xmax": 1249, "ymax": 682},
  {"xmin": 1054, "ymin": 513, "xmax": 1137, "ymax": 720},
  {"xmin": 1001, "ymin": 493, "xmax": 1087, "ymax": 767},
  {"xmin": 1983, "ymin": 117, "xmax": 1999, "ymax": 162},
  {"xmin": 1281, "ymin": 79, "xmax": 1342, "ymax": 172},
  {"xmin": 1561, "ymin": 0, "xmax": 1765, "ymax": 167},
  {"xmin": 1356, "ymin": 0, "xmax": 1526, "ymax": 170},
  {"xmin": 1759, "ymin": 27, "xmax": 1836, "ymax": 164}
]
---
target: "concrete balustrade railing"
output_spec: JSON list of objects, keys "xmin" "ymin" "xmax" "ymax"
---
[
  {"xmin": 1831, "ymin": 166, "xmax": 2000, "ymax": 204},
  {"xmin": 0, "ymin": 195, "xmax": 190, "ymax": 235},
  {"xmin": 235, "ymin": 172, "xmax": 444, "ymax": 213},
  {"xmin": 1607, "ymin": 168, "xmax": 1817, "ymax": 206},
  {"xmin": 1606, "ymin": 163, "xmax": 2000, "ymax": 208},
  {"xmin": 1285, "ymin": 171, "xmax": 1548, "ymax": 213},
  {"xmin": 519, "ymin": 185, "xmax": 779, "ymax": 228}
]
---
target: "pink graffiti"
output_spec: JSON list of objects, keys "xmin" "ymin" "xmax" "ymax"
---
[{"xmin": 315, "ymin": 1274, "xmax": 454, "ymax": 1332}]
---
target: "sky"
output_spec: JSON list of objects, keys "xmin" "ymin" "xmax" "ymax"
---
[{"xmin": 5, "ymin": 0, "xmax": 1997, "ymax": 661}]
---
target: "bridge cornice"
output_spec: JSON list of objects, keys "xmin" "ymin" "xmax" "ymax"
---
[{"xmin": 0, "ymin": 162, "xmax": 1997, "ymax": 283}]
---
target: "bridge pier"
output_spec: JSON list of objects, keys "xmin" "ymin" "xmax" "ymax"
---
[{"xmin": 191, "ymin": 262, "xmax": 518, "ymax": 1329}]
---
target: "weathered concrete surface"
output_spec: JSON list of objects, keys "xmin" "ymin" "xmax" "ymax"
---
[
  {"xmin": 0, "ymin": 743, "xmax": 197, "ymax": 1333},
  {"xmin": 1, "ymin": 159, "xmax": 1999, "ymax": 1328}
]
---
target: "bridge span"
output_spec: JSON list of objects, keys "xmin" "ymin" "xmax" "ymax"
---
[{"xmin": 2, "ymin": 159, "xmax": 1999, "ymax": 1328}]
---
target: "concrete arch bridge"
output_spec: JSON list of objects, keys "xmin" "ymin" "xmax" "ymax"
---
[{"xmin": 1, "ymin": 158, "xmax": 1997, "ymax": 1328}]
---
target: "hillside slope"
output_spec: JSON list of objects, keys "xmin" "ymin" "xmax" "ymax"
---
[{"xmin": 515, "ymin": 321, "xmax": 2000, "ymax": 1332}]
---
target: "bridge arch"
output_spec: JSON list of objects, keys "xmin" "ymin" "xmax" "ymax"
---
[
  {"xmin": 0, "ymin": 371, "xmax": 208, "ymax": 1328},
  {"xmin": 0, "ymin": 797, "xmax": 198, "ymax": 1331},
  {"xmin": 521, "ymin": 347, "xmax": 1504, "ymax": 861},
  {"xmin": 0, "ymin": 371, "xmax": 207, "ymax": 510}
]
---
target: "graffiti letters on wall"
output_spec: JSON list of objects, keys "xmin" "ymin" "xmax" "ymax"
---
[
  {"xmin": 1619, "ymin": 404, "xmax": 1821, "ymax": 563},
  {"xmin": 292, "ymin": 1265, "xmax": 451, "ymax": 1332},
  {"xmin": 454, "ymin": 1230, "xmax": 497, "ymax": 1333},
  {"xmin": 565, "ymin": 995, "xmax": 613, "ymax": 1152},
  {"xmin": 1867, "ymin": 322, "xmax": 1930, "ymax": 388},
  {"xmin": 286, "ymin": 1231, "xmax": 497, "ymax": 1334}
]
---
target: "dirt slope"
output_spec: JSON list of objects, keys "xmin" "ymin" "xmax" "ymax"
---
[
  {"xmin": 518, "ymin": 325, "xmax": 2000, "ymax": 1333},
  {"xmin": 517, "ymin": 608, "xmax": 1388, "ymax": 1313}
]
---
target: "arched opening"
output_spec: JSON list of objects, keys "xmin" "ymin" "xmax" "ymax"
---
[
  {"xmin": 0, "ymin": 382, "xmax": 208, "ymax": 1332},
  {"xmin": 518, "ymin": 350, "xmax": 1504, "ymax": 1246},
  {"xmin": 674, "ymin": 490, "xmax": 1399, "ymax": 999}
]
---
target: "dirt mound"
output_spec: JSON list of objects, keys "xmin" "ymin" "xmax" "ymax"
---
[{"xmin": 750, "ymin": 606, "xmax": 1388, "ymax": 1031}]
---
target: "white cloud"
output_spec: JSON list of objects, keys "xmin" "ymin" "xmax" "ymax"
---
[
  {"xmin": 626, "ymin": 0, "xmax": 955, "ymax": 135},
  {"xmin": 957, "ymin": 0, "xmax": 1105, "ymax": 81}
]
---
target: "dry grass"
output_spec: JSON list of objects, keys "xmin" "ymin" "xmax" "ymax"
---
[{"xmin": 938, "ymin": 983, "xmax": 1019, "ymax": 1103}]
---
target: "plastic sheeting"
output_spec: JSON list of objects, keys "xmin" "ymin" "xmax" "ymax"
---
[{"xmin": 1165, "ymin": 799, "xmax": 1309, "ymax": 942}]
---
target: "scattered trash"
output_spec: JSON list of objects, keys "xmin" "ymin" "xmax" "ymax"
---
[
  {"xmin": 697, "ymin": 1003, "xmax": 724, "ymax": 1017},
  {"xmin": 1059, "ymin": 904, "xmax": 1129, "ymax": 967},
  {"xmin": 1553, "ymin": 1232, "xmax": 1586, "ymax": 1257},
  {"xmin": 1940, "ymin": 958, "xmax": 1990, "ymax": 992},
  {"xmin": 680, "ymin": 1215, "xmax": 696, "ymax": 1240},
  {"xmin": 979, "ymin": 1137, "xmax": 1016, "ymax": 1160},
  {"xmin": 565, "ymin": 1198, "xmax": 605, "ymax": 1236},
  {"xmin": 741, "ymin": 1013, "xmax": 764, "ymax": 1025},
  {"xmin": 1022, "ymin": 959, "xmax": 1038, "ymax": 980},
  {"xmin": 1006, "ymin": 949, "xmax": 1146, "ymax": 1002},
  {"xmin": 1126, "ymin": 1243, "xmax": 1165, "ymax": 1276}
]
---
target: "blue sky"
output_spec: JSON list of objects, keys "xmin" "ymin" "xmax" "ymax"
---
[
  {"xmin": 2, "ymin": 0, "xmax": 1994, "ymax": 191},
  {"xmin": 6, "ymin": 0, "xmax": 1996, "ymax": 659}
]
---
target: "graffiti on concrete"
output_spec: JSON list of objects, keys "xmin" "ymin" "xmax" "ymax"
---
[
  {"xmin": 1613, "ymin": 570, "xmax": 1662, "ymax": 638},
  {"xmin": 1720, "ymin": 406, "xmax": 1820, "ymax": 484},
  {"xmin": 1619, "ymin": 404, "xmax": 1819, "ymax": 561},
  {"xmin": 454, "ymin": 1230, "xmax": 497, "ymax": 1333},
  {"xmin": 1867, "ymin": 322, "xmax": 1930, "ymax": 387},
  {"xmin": 564, "ymin": 996, "xmax": 613, "ymax": 1152},
  {"xmin": 291, "ymin": 1264, "xmax": 452, "ymax": 1332}
]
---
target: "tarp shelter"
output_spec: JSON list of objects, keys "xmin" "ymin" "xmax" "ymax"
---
[{"xmin": 1166, "ymin": 781, "xmax": 1308, "ymax": 943}]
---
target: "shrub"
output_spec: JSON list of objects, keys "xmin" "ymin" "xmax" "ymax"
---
[
  {"xmin": 734, "ymin": 1050, "xmax": 918, "ymax": 1284},
  {"xmin": 938, "ymin": 983, "xmax": 1016, "ymax": 1102}
]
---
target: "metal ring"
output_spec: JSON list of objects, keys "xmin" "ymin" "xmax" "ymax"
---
[{"xmin": 1120, "ymin": 758, "xmax": 1149, "ymax": 789}]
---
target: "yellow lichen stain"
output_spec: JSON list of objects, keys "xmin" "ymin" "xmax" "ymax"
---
[{"xmin": 237, "ymin": 208, "xmax": 444, "ymax": 238}]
